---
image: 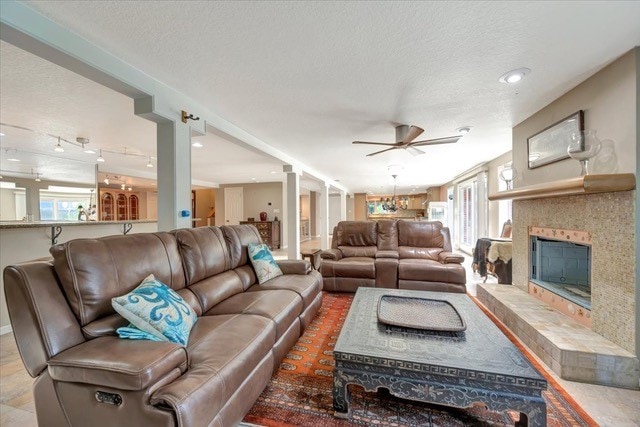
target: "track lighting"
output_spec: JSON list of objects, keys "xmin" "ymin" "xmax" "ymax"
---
[{"xmin": 54, "ymin": 136, "xmax": 64, "ymax": 152}]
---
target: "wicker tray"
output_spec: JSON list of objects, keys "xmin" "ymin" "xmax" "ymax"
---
[{"xmin": 377, "ymin": 295, "xmax": 467, "ymax": 332}]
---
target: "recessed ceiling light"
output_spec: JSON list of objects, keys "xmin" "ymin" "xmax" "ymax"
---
[
  {"xmin": 456, "ymin": 126, "xmax": 471, "ymax": 134},
  {"xmin": 499, "ymin": 68, "xmax": 531, "ymax": 84},
  {"xmin": 192, "ymin": 142, "xmax": 203, "ymax": 148}
]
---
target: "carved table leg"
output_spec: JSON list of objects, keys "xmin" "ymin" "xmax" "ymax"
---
[
  {"xmin": 515, "ymin": 401, "xmax": 547, "ymax": 427},
  {"xmin": 333, "ymin": 370, "xmax": 350, "ymax": 418}
]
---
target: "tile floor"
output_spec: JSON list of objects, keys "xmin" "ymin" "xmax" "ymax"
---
[{"xmin": 1, "ymin": 237, "xmax": 638, "ymax": 426}]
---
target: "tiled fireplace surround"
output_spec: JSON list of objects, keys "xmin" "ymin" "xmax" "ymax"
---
[
  {"xmin": 513, "ymin": 191, "xmax": 635, "ymax": 354},
  {"xmin": 479, "ymin": 189, "xmax": 639, "ymax": 389}
]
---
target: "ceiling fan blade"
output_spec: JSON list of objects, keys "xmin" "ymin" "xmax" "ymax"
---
[
  {"xmin": 402, "ymin": 126, "xmax": 425, "ymax": 143},
  {"xmin": 410, "ymin": 135, "xmax": 461, "ymax": 146},
  {"xmin": 405, "ymin": 146, "xmax": 425, "ymax": 156},
  {"xmin": 352, "ymin": 141, "xmax": 399, "ymax": 146},
  {"xmin": 366, "ymin": 147, "xmax": 398, "ymax": 157}
]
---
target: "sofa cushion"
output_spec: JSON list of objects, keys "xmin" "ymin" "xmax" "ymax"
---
[
  {"xmin": 248, "ymin": 243, "xmax": 283, "ymax": 284},
  {"xmin": 174, "ymin": 227, "xmax": 231, "ymax": 286},
  {"xmin": 398, "ymin": 246, "xmax": 442, "ymax": 261},
  {"xmin": 320, "ymin": 257, "xmax": 376, "ymax": 279},
  {"xmin": 397, "ymin": 220, "xmax": 446, "ymax": 249},
  {"xmin": 50, "ymin": 232, "xmax": 186, "ymax": 326},
  {"xmin": 247, "ymin": 270, "xmax": 321, "ymax": 310},
  {"xmin": 205, "ymin": 290, "xmax": 303, "ymax": 340},
  {"xmin": 222, "ymin": 225, "xmax": 263, "ymax": 269},
  {"xmin": 112, "ymin": 275, "xmax": 198, "ymax": 345},
  {"xmin": 376, "ymin": 220, "xmax": 399, "ymax": 251},
  {"xmin": 339, "ymin": 245, "xmax": 378, "ymax": 258},
  {"xmin": 334, "ymin": 221, "xmax": 377, "ymax": 246},
  {"xmin": 398, "ymin": 258, "xmax": 466, "ymax": 284},
  {"xmin": 151, "ymin": 314, "xmax": 276, "ymax": 425},
  {"xmin": 188, "ymin": 270, "xmax": 245, "ymax": 313}
]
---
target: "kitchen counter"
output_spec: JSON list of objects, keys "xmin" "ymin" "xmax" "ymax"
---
[{"xmin": 0, "ymin": 219, "xmax": 157, "ymax": 229}]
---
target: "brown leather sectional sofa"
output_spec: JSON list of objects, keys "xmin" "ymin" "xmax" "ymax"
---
[
  {"xmin": 321, "ymin": 220, "xmax": 466, "ymax": 293},
  {"xmin": 3, "ymin": 225, "xmax": 322, "ymax": 427}
]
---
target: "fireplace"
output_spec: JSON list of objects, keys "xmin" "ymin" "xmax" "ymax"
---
[
  {"xmin": 530, "ymin": 235, "xmax": 591, "ymax": 309},
  {"xmin": 527, "ymin": 226, "xmax": 593, "ymax": 327}
]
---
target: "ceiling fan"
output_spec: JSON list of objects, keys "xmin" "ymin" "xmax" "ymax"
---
[{"xmin": 353, "ymin": 125, "xmax": 461, "ymax": 157}]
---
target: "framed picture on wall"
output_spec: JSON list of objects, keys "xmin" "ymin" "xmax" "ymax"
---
[{"xmin": 527, "ymin": 110, "xmax": 584, "ymax": 169}]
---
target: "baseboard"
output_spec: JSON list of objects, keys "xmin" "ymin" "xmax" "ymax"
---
[{"xmin": 0, "ymin": 325, "xmax": 13, "ymax": 335}]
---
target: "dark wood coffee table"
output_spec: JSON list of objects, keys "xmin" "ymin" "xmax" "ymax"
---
[{"xmin": 333, "ymin": 288, "xmax": 547, "ymax": 426}]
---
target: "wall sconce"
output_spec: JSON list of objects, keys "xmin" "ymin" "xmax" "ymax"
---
[{"xmin": 181, "ymin": 110, "xmax": 200, "ymax": 124}]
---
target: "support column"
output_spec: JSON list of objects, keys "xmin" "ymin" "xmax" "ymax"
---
[
  {"xmin": 157, "ymin": 121, "xmax": 192, "ymax": 231},
  {"xmin": 24, "ymin": 184, "xmax": 42, "ymax": 221},
  {"xmin": 319, "ymin": 182, "xmax": 330, "ymax": 250},
  {"xmin": 339, "ymin": 190, "xmax": 347, "ymax": 221},
  {"xmin": 284, "ymin": 165, "xmax": 300, "ymax": 259}
]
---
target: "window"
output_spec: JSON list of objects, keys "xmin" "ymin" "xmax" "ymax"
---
[
  {"xmin": 458, "ymin": 179, "xmax": 477, "ymax": 251},
  {"xmin": 39, "ymin": 188, "xmax": 92, "ymax": 220}
]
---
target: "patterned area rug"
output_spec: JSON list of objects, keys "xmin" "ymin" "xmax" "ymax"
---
[{"xmin": 244, "ymin": 292, "xmax": 597, "ymax": 427}]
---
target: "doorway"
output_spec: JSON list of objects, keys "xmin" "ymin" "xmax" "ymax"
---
[{"xmin": 224, "ymin": 187, "xmax": 244, "ymax": 225}]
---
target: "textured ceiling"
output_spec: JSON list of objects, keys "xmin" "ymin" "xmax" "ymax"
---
[{"xmin": 3, "ymin": 1, "xmax": 640, "ymax": 194}]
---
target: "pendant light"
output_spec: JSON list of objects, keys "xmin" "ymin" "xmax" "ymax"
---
[{"xmin": 96, "ymin": 149, "xmax": 105, "ymax": 163}]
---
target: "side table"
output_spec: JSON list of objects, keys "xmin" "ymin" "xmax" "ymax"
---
[{"xmin": 300, "ymin": 248, "xmax": 322, "ymax": 270}]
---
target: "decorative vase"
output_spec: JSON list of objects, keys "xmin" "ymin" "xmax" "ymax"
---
[
  {"xmin": 568, "ymin": 130, "xmax": 601, "ymax": 176},
  {"xmin": 499, "ymin": 163, "xmax": 517, "ymax": 190},
  {"xmin": 260, "ymin": 211, "xmax": 267, "ymax": 221}
]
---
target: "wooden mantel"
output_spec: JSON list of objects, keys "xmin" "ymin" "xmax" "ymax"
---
[{"xmin": 488, "ymin": 173, "xmax": 636, "ymax": 201}]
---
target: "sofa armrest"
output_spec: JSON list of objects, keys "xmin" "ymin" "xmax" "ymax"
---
[
  {"xmin": 438, "ymin": 251, "xmax": 465, "ymax": 264},
  {"xmin": 48, "ymin": 336, "xmax": 188, "ymax": 391},
  {"xmin": 375, "ymin": 250, "xmax": 399, "ymax": 259},
  {"xmin": 277, "ymin": 259, "xmax": 312, "ymax": 275},
  {"xmin": 321, "ymin": 249, "xmax": 343, "ymax": 261}
]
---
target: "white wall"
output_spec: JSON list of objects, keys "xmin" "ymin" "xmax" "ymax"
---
[
  {"xmin": 329, "ymin": 194, "xmax": 341, "ymax": 233},
  {"xmin": 0, "ymin": 221, "xmax": 158, "ymax": 333},
  {"xmin": 0, "ymin": 188, "xmax": 20, "ymax": 220}
]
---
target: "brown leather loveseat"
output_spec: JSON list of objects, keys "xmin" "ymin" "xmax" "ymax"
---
[
  {"xmin": 321, "ymin": 220, "xmax": 465, "ymax": 293},
  {"xmin": 3, "ymin": 225, "xmax": 322, "ymax": 426}
]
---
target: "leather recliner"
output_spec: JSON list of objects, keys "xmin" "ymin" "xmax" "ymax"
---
[
  {"xmin": 320, "ymin": 220, "xmax": 466, "ymax": 293},
  {"xmin": 3, "ymin": 224, "xmax": 322, "ymax": 427}
]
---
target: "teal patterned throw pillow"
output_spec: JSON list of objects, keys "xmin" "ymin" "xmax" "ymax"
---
[
  {"xmin": 248, "ymin": 243, "xmax": 283, "ymax": 284},
  {"xmin": 112, "ymin": 275, "xmax": 197, "ymax": 346}
]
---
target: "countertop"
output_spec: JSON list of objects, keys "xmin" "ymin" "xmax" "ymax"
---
[{"xmin": 0, "ymin": 219, "xmax": 157, "ymax": 229}]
